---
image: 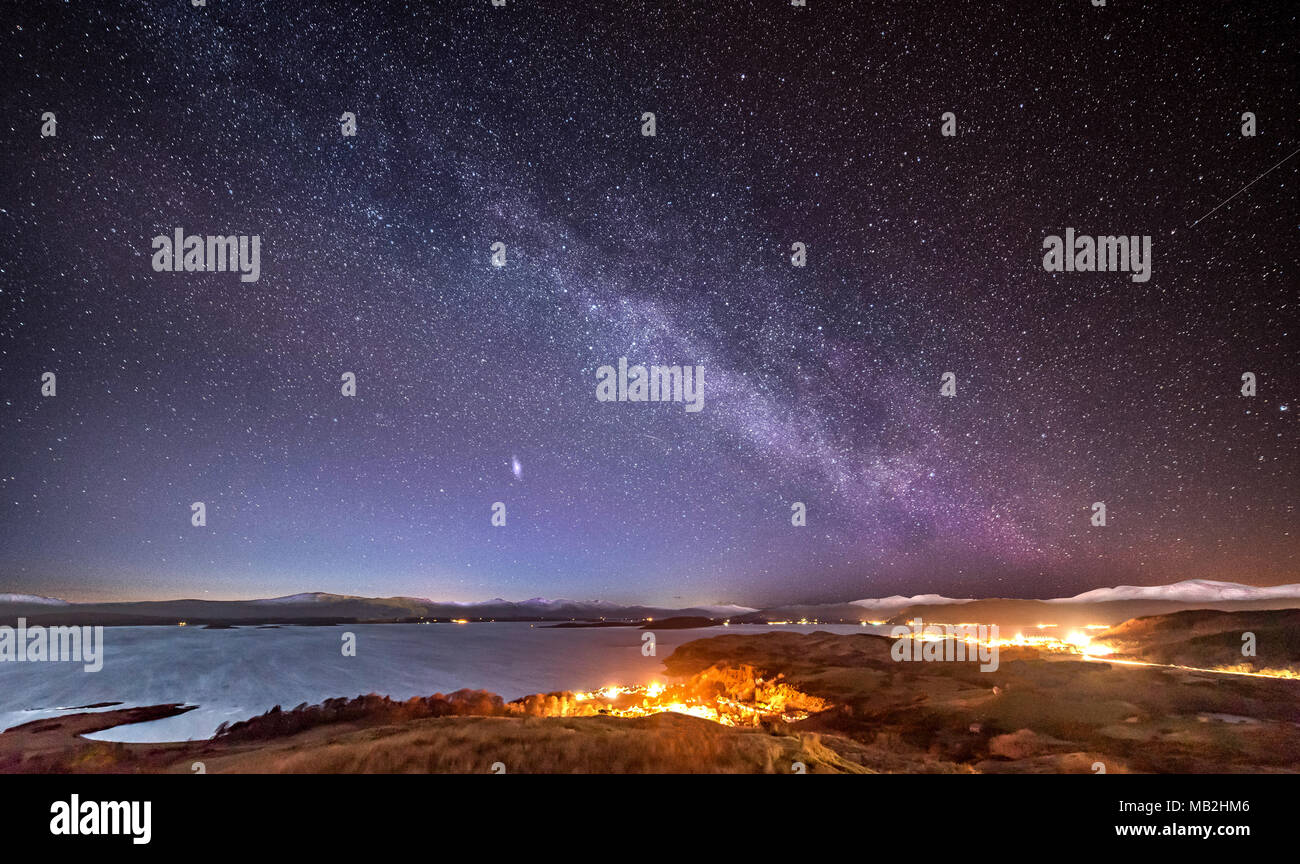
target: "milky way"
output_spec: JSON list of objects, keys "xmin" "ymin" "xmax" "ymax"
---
[{"xmin": 1, "ymin": 1, "xmax": 1296, "ymax": 604}]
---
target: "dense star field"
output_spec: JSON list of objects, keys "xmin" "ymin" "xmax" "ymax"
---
[{"xmin": 0, "ymin": 1, "xmax": 1295, "ymax": 605}]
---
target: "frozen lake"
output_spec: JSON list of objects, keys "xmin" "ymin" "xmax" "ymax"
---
[{"xmin": 0, "ymin": 622, "xmax": 877, "ymax": 742}]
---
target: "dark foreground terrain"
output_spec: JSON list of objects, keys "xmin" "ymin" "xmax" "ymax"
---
[{"xmin": 3, "ymin": 617, "xmax": 1298, "ymax": 774}]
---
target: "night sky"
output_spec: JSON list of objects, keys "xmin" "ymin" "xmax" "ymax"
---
[{"xmin": 1, "ymin": 1, "xmax": 1296, "ymax": 605}]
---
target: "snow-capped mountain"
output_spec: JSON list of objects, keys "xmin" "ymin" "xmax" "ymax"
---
[
  {"xmin": 0, "ymin": 591, "xmax": 756, "ymax": 625},
  {"xmin": 687, "ymin": 604, "xmax": 760, "ymax": 617},
  {"xmin": 850, "ymin": 593, "xmax": 972, "ymax": 611},
  {"xmin": 0, "ymin": 593, "xmax": 69, "ymax": 605},
  {"xmin": 7, "ymin": 580, "xmax": 1297, "ymax": 628},
  {"xmin": 1050, "ymin": 579, "xmax": 1300, "ymax": 604},
  {"xmin": 252, "ymin": 592, "xmax": 335, "ymax": 604}
]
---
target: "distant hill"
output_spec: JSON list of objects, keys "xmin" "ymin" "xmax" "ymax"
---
[
  {"xmin": 881, "ymin": 596, "xmax": 1300, "ymax": 632},
  {"xmin": 3, "ymin": 579, "xmax": 1298, "ymax": 629},
  {"xmin": 1094, "ymin": 608, "xmax": 1300, "ymax": 673},
  {"xmin": 0, "ymin": 593, "xmax": 757, "ymax": 627},
  {"xmin": 733, "ymin": 580, "xmax": 1300, "ymax": 629}
]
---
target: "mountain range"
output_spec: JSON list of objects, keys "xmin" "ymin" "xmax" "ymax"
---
[
  {"xmin": 0, "ymin": 592, "xmax": 757, "ymax": 627},
  {"xmin": 1, "ymin": 579, "xmax": 1298, "ymax": 629}
]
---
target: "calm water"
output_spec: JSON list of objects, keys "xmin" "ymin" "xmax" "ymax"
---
[{"xmin": 0, "ymin": 622, "xmax": 877, "ymax": 742}]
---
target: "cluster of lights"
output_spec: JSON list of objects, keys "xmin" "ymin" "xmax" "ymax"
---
[
  {"xmin": 891, "ymin": 621, "xmax": 1116, "ymax": 657},
  {"xmin": 999, "ymin": 629, "xmax": 1115, "ymax": 657},
  {"xmin": 571, "ymin": 681, "xmax": 820, "ymax": 727}
]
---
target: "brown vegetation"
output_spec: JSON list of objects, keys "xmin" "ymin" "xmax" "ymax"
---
[{"xmin": 4, "ymin": 623, "xmax": 1299, "ymax": 774}]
